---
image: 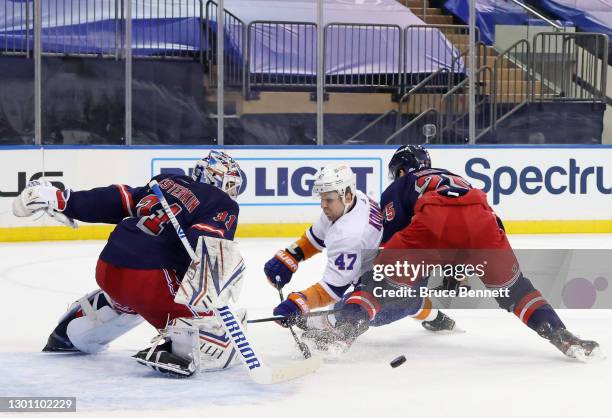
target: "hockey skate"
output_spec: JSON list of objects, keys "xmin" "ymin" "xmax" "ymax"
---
[
  {"xmin": 134, "ymin": 310, "xmax": 247, "ymax": 377},
  {"xmin": 538, "ymin": 323, "xmax": 602, "ymax": 361},
  {"xmin": 43, "ymin": 317, "xmax": 80, "ymax": 353},
  {"xmin": 421, "ymin": 311, "xmax": 462, "ymax": 333},
  {"xmin": 133, "ymin": 337, "xmax": 196, "ymax": 378}
]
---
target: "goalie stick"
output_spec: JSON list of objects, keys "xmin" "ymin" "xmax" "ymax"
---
[{"xmin": 149, "ymin": 180, "xmax": 321, "ymax": 384}]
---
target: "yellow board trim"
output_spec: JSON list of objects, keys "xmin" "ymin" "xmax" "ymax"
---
[
  {"xmin": 1, "ymin": 220, "xmax": 611, "ymax": 242},
  {"xmin": 502, "ymin": 220, "xmax": 612, "ymax": 234}
]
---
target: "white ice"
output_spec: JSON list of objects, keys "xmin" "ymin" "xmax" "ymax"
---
[{"xmin": 1, "ymin": 235, "xmax": 611, "ymax": 418}]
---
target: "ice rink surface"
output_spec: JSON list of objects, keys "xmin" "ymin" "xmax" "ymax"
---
[{"xmin": 1, "ymin": 235, "xmax": 611, "ymax": 418}]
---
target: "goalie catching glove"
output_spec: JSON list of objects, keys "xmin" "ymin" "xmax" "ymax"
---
[{"xmin": 12, "ymin": 180, "xmax": 77, "ymax": 228}]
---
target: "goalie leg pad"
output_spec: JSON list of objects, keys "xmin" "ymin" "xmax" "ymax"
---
[
  {"xmin": 169, "ymin": 308, "xmax": 248, "ymax": 372},
  {"xmin": 43, "ymin": 289, "xmax": 143, "ymax": 354},
  {"xmin": 174, "ymin": 236, "xmax": 246, "ymax": 311},
  {"xmin": 67, "ymin": 306, "xmax": 143, "ymax": 354}
]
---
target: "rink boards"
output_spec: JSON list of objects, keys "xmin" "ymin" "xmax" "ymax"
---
[{"xmin": 0, "ymin": 145, "xmax": 611, "ymax": 240}]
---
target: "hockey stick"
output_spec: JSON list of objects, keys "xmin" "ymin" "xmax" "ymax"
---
[
  {"xmin": 149, "ymin": 180, "xmax": 321, "ymax": 384},
  {"xmin": 273, "ymin": 277, "xmax": 312, "ymax": 359},
  {"xmin": 247, "ymin": 308, "xmax": 340, "ymax": 324}
]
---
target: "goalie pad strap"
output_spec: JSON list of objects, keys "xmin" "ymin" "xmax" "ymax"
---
[{"xmin": 77, "ymin": 295, "xmax": 99, "ymax": 322}]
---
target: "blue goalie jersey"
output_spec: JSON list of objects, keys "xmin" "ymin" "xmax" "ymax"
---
[{"xmin": 62, "ymin": 174, "xmax": 239, "ymax": 277}]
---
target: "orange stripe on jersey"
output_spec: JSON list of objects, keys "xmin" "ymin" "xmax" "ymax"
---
[
  {"xmin": 295, "ymin": 233, "xmax": 320, "ymax": 260},
  {"xmin": 413, "ymin": 297, "xmax": 433, "ymax": 320},
  {"xmin": 299, "ymin": 282, "xmax": 336, "ymax": 310}
]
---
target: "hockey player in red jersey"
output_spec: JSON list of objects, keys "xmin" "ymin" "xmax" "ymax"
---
[
  {"xmin": 12, "ymin": 150, "xmax": 246, "ymax": 376},
  {"xmin": 306, "ymin": 145, "xmax": 600, "ymax": 360}
]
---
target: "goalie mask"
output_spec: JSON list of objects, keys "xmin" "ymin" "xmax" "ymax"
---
[{"xmin": 192, "ymin": 151, "xmax": 243, "ymax": 200}]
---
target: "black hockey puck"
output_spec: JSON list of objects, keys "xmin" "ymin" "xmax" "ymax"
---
[{"xmin": 390, "ymin": 355, "xmax": 406, "ymax": 368}]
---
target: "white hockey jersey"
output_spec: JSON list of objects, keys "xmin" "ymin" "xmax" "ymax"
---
[{"xmin": 305, "ymin": 190, "xmax": 383, "ymax": 300}]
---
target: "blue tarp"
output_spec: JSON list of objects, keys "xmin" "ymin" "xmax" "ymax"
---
[
  {"xmin": 0, "ymin": 0, "xmax": 461, "ymax": 76},
  {"xmin": 532, "ymin": 0, "xmax": 612, "ymax": 39},
  {"xmin": 0, "ymin": 0, "xmax": 205, "ymax": 55},
  {"xmin": 443, "ymin": 0, "xmax": 562, "ymax": 44}
]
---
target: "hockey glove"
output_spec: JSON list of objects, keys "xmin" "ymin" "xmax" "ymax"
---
[
  {"xmin": 264, "ymin": 249, "xmax": 299, "ymax": 288},
  {"xmin": 12, "ymin": 180, "xmax": 77, "ymax": 228},
  {"xmin": 273, "ymin": 292, "xmax": 309, "ymax": 328}
]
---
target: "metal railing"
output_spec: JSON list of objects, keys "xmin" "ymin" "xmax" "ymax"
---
[
  {"xmin": 2, "ymin": 1, "xmax": 610, "ymax": 145},
  {"xmin": 343, "ymin": 110, "xmax": 397, "ymax": 143},
  {"xmin": 246, "ymin": 21, "xmax": 317, "ymax": 91},
  {"xmin": 385, "ymin": 107, "xmax": 438, "ymax": 144},
  {"xmin": 507, "ymin": 0, "xmax": 563, "ymax": 31},
  {"xmin": 40, "ymin": 0, "xmax": 122, "ymax": 57},
  {"xmin": 132, "ymin": 0, "xmax": 203, "ymax": 59},
  {"xmin": 403, "ymin": 24, "xmax": 478, "ymax": 90},
  {"xmin": 438, "ymin": 66, "xmax": 493, "ymax": 143},
  {"xmin": 383, "ymin": 42, "xmax": 484, "ymax": 143},
  {"xmin": 399, "ymin": 42, "xmax": 484, "ymax": 118},
  {"xmin": 1, "ymin": 0, "xmax": 31, "ymax": 56},
  {"xmin": 324, "ymin": 23, "xmax": 402, "ymax": 91},
  {"xmin": 396, "ymin": 68, "xmax": 450, "ymax": 126},
  {"xmin": 532, "ymin": 32, "xmax": 608, "ymax": 104},
  {"xmin": 245, "ymin": 22, "xmax": 474, "ymax": 94},
  {"xmin": 489, "ymin": 39, "xmax": 531, "ymax": 134},
  {"xmin": 1, "ymin": 0, "xmax": 205, "ymax": 59},
  {"xmin": 348, "ymin": 41, "xmax": 483, "ymax": 144},
  {"xmin": 206, "ymin": 0, "xmax": 245, "ymax": 87}
]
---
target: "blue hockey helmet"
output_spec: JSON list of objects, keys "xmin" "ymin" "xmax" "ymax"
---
[
  {"xmin": 388, "ymin": 145, "xmax": 431, "ymax": 180},
  {"xmin": 192, "ymin": 151, "xmax": 243, "ymax": 200}
]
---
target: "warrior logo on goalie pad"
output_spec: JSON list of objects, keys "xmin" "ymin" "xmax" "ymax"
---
[
  {"xmin": 168, "ymin": 310, "xmax": 247, "ymax": 372},
  {"xmin": 218, "ymin": 306, "xmax": 261, "ymax": 370}
]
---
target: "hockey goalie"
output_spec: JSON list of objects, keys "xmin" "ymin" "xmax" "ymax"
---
[{"xmin": 13, "ymin": 151, "xmax": 250, "ymax": 377}]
